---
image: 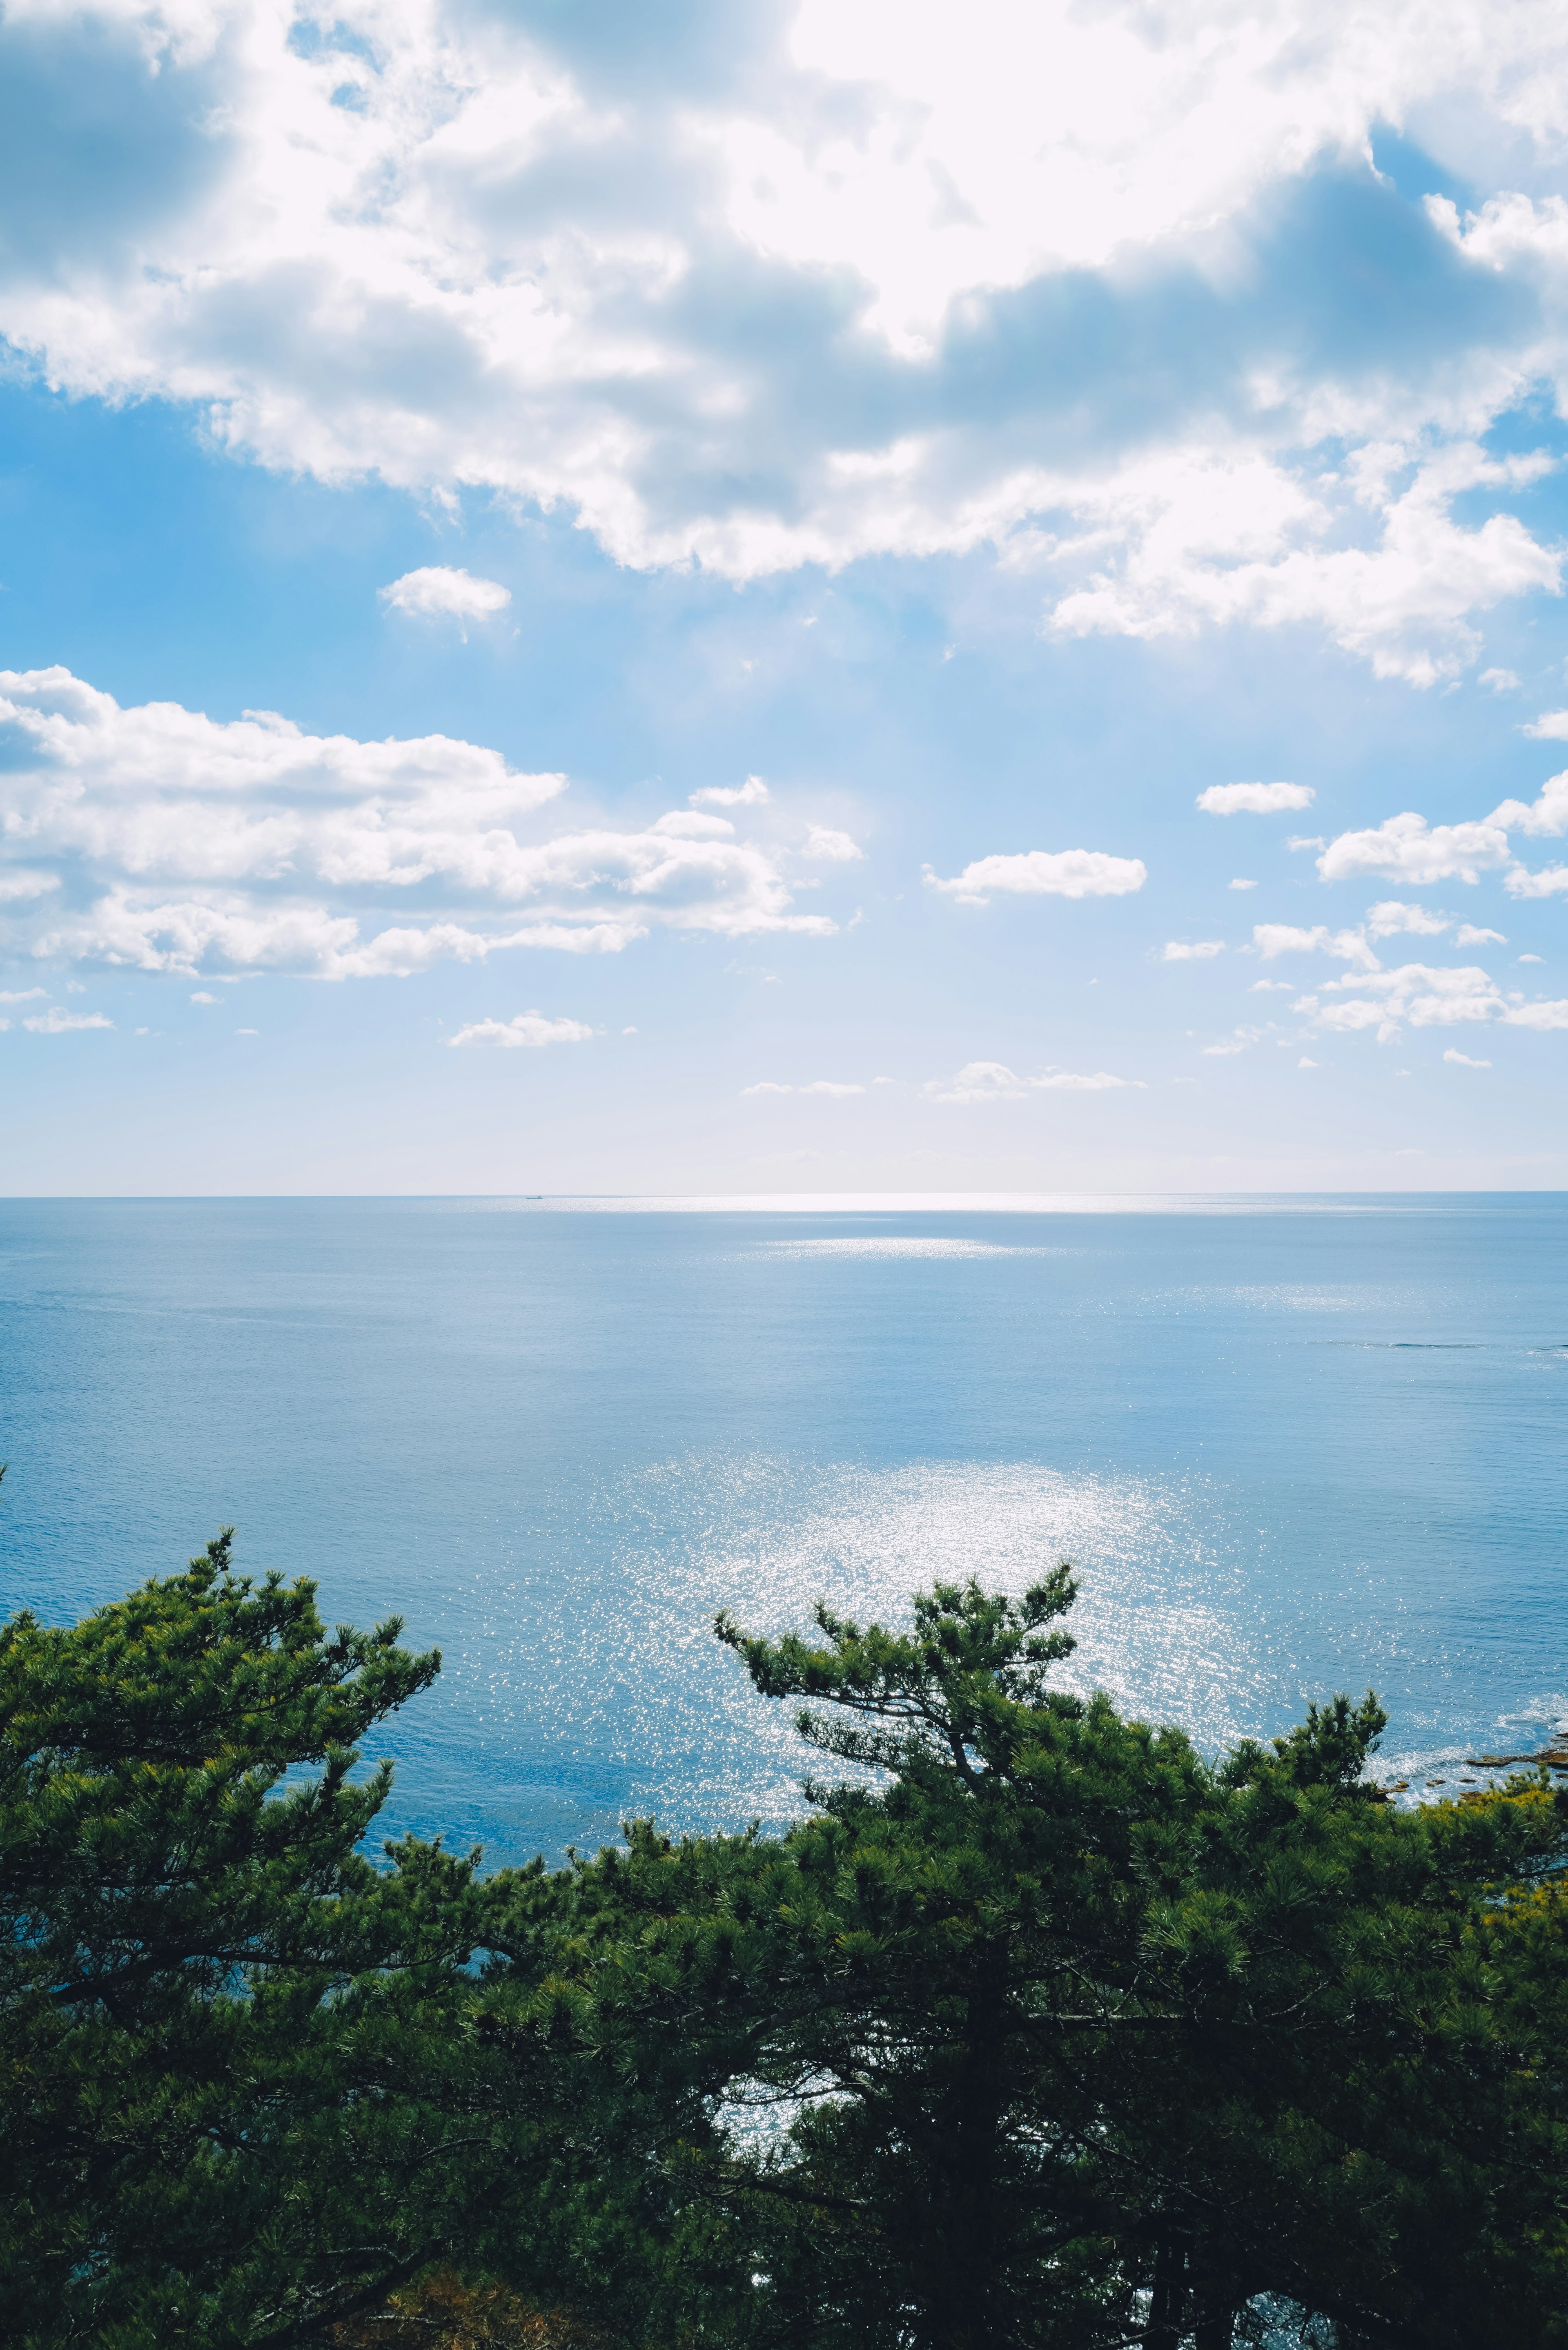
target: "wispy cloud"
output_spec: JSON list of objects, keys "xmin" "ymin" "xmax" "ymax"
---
[{"xmin": 924, "ymin": 1060, "xmax": 1138, "ymax": 1100}]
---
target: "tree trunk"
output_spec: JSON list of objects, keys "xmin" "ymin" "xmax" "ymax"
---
[
  {"xmin": 1194, "ymin": 2298, "xmax": 1239, "ymax": 2350},
  {"xmin": 1145, "ymin": 2235, "xmax": 1185, "ymax": 2350},
  {"xmin": 917, "ymin": 1950, "xmax": 1008, "ymax": 2350}
]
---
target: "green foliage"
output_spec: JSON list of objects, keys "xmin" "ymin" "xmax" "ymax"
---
[
  {"xmin": 0, "ymin": 1530, "xmax": 529, "ymax": 2349},
  {"xmin": 518, "ymin": 1575, "xmax": 1568, "ymax": 2350},
  {"xmin": 5, "ymin": 1512, "xmax": 1567, "ymax": 2350}
]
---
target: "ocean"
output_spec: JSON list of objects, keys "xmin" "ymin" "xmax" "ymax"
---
[{"xmin": 0, "ymin": 1194, "xmax": 1563, "ymax": 1864}]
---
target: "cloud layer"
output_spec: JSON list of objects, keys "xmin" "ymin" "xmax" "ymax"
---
[
  {"xmin": 0, "ymin": 667, "xmax": 835, "ymax": 977},
  {"xmin": 5, "ymin": 0, "xmax": 1568, "ymax": 673}
]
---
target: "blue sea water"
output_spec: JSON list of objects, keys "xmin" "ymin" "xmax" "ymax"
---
[{"xmin": 0, "ymin": 1194, "xmax": 1564, "ymax": 1865}]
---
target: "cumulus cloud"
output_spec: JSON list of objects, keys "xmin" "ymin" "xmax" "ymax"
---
[
  {"xmin": 1316, "ymin": 813, "xmax": 1512, "ymax": 885},
  {"xmin": 1443, "ymin": 1048, "xmax": 1491, "ymax": 1065},
  {"xmin": 1162, "ymin": 939, "xmax": 1223, "ymax": 960},
  {"xmin": 802, "ymin": 825, "xmax": 863, "ymax": 863},
  {"xmin": 1295, "ymin": 961, "xmax": 1568, "ymax": 1042},
  {"xmin": 5, "ymin": 0, "xmax": 1568, "ymax": 673},
  {"xmin": 1251, "ymin": 923, "xmax": 1381, "ymax": 970},
  {"xmin": 923, "ymin": 849, "xmax": 1146, "ymax": 905},
  {"xmin": 1456, "ymin": 922, "xmax": 1506, "ymax": 944},
  {"xmin": 1202, "ymin": 1026, "xmax": 1263, "ymax": 1056},
  {"xmin": 448, "ymin": 1011, "xmax": 595, "ymax": 1048},
  {"xmin": 0, "ymin": 666, "xmax": 835, "ymax": 978},
  {"xmin": 1228, "ymin": 878, "xmax": 1256, "ymax": 890},
  {"xmin": 378, "ymin": 568, "xmax": 510, "ymax": 628},
  {"xmin": 1489, "ymin": 768, "xmax": 1568, "ymax": 837},
  {"xmin": 1506, "ymin": 863, "xmax": 1568, "ymax": 897},
  {"xmin": 692, "ymin": 776, "xmax": 771, "ymax": 809},
  {"xmin": 1197, "ymin": 782, "xmax": 1315, "ymax": 816},
  {"xmin": 1522, "ymin": 711, "xmax": 1568, "ymax": 740},
  {"xmin": 0, "ymin": 988, "xmax": 46, "ymax": 1003},
  {"xmin": 0, "ymin": 872, "xmax": 58, "ymax": 903},
  {"xmin": 1480, "ymin": 669, "xmax": 1521, "ymax": 691},
  {"xmin": 1052, "ymin": 446, "xmax": 1561, "ymax": 687},
  {"xmin": 1364, "ymin": 900, "xmax": 1451, "ymax": 938}
]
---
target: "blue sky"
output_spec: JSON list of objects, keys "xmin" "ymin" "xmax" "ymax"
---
[{"xmin": 4, "ymin": 0, "xmax": 1568, "ymax": 1193}]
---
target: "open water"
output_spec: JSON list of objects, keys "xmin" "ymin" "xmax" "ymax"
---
[{"xmin": 0, "ymin": 1194, "xmax": 1563, "ymax": 1864}]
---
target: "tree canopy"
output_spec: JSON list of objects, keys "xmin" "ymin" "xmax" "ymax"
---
[{"xmin": 3, "ymin": 1519, "xmax": 1566, "ymax": 2350}]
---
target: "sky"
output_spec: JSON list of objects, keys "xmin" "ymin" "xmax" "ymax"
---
[{"xmin": 4, "ymin": 0, "xmax": 1568, "ymax": 1193}]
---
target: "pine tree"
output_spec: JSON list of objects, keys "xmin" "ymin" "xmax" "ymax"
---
[
  {"xmin": 0, "ymin": 1523, "xmax": 518, "ymax": 2349},
  {"xmin": 515, "ymin": 1572, "xmax": 1568, "ymax": 2348}
]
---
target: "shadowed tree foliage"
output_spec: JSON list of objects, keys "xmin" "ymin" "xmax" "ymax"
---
[
  {"xmin": 0, "ymin": 1523, "xmax": 546, "ymax": 2349},
  {"xmin": 501, "ymin": 1572, "xmax": 1568, "ymax": 2350},
  {"xmin": 4, "ymin": 1511, "xmax": 1567, "ymax": 2350}
]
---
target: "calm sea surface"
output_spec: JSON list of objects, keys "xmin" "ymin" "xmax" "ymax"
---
[{"xmin": 0, "ymin": 1195, "xmax": 1563, "ymax": 1863}]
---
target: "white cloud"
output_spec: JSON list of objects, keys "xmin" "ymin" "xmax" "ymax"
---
[
  {"xmin": 1295, "ymin": 953, "xmax": 1568, "ymax": 1039},
  {"xmin": 0, "ymin": 872, "xmax": 59, "ymax": 903},
  {"xmin": 1297, "ymin": 1055, "xmax": 1318, "ymax": 1067},
  {"xmin": 1228, "ymin": 877, "xmax": 1256, "ymax": 890},
  {"xmin": 1489, "ymin": 768, "xmax": 1568, "ymax": 836},
  {"xmin": 1196, "ymin": 782, "xmax": 1314, "ymax": 816},
  {"xmin": 0, "ymin": 665, "xmax": 834, "ymax": 977},
  {"xmin": 23, "ymin": 1008, "xmax": 113, "ymax": 1033},
  {"xmin": 236, "ymin": 1026, "xmax": 258, "ymax": 1034},
  {"xmin": 189, "ymin": 989, "xmax": 219, "ymax": 1003},
  {"xmin": 1302, "ymin": 961, "xmax": 1502, "ymax": 1041},
  {"xmin": 378, "ymin": 567, "xmax": 510, "ymax": 629},
  {"xmin": 802, "ymin": 826, "xmax": 864, "ymax": 863},
  {"xmin": 1316, "ymin": 813, "xmax": 1512, "ymax": 885},
  {"xmin": 801, "ymin": 1079, "xmax": 865, "ymax": 1095},
  {"xmin": 1286, "ymin": 836, "xmax": 1325, "ymax": 852},
  {"xmin": 448, "ymin": 1011, "xmax": 595, "ymax": 1048},
  {"xmin": 1443, "ymin": 1048, "xmax": 1491, "ymax": 1065},
  {"xmin": 1504, "ymin": 863, "xmax": 1568, "ymax": 898},
  {"xmin": 4, "ymin": 0, "xmax": 1567, "ymax": 673},
  {"xmin": 1202, "ymin": 1026, "xmax": 1263, "ymax": 1056},
  {"xmin": 1519, "ymin": 952, "xmax": 1544, "ymax": 962},
  {"xmin": 924, "ymin": 849, "xmax": 1146, "ymax": 905},
  {"xmin": 1364, "ymin": 900, "xmax": 1450, "ymax": 938},
  {"xmin": 1456, "ymin": 923, "xmax": 1506, "ymax": 945},
  {"xmin": 1162, "ymin": 939, "xmax": 1223, "ymax": 960},
  {"xmin": 1522, "ymin": 711, "xmax": 1568, "ymax": 740},
  {"xmin": 0, "ymin": 988, "xmax": 46, "ymax": 1003},
  {"xmin": 926, "ymin": 1063, "xmax": 1024, "ymax": 1100},
  {"xmin": 923, "ymin": 1059, "xmax": 1134, "ymax": 1100},
  {"xmin": 692, "ymin": 777, "xmax": 771, "ymax": 809},
  {"xmin": 1048, "ymin": 445, "xmax": 1561, "ymax": 687},
  {"xmin": 1480, "ymin": 668, "xmax": 1521, "ymax": 692},
  {"xmin": 1249, "ymin": 978, "xmax": 1294, "ymax": 991},
  {"xmin": 1251, "ymin": 922, "xmax": 1381, "ymax": 970},
  {"xmin": 742, "ymin": 1081, "xmax": 794, "ymax": 1095}
]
